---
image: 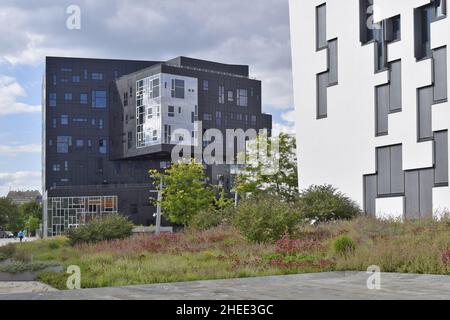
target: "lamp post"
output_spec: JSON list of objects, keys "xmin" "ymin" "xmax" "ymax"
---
[{"xmin": 155, "ymin": 176, "xmax": 163, "ymax": 235}]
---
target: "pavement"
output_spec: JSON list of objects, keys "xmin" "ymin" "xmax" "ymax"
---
[
  {"xmin": 0, "ymin": 282, "xmax": 57, "ymax": 295},
  {"xmin": 2, "ymin": 272, "xmax": 450, "ymax": 300},
  {"xmin": 0, "ymin": 238, "xmax": 37, "ymax": 247}
]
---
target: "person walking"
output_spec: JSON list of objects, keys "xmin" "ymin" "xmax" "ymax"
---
[{"xmin": 18, "ymin": 230, "xmax": 24, "ymax": 243}]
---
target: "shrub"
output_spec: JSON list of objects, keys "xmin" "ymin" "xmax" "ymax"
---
[
  {"xmin": 67, "ymin": 213, "xmax": 133, "ymax": 246},
  {"xmin": 297, "ymin": 185, "xmax": 361, "ymax": 223},
  {"xmin": 190, "ymin": 206, "xmax": 234, "ymax": 230},
  {"xmin": 333, "ymin": 235, "xmax": 356, "ymax": 256},
  {"xmin": 0, "ymin": 243, "xmax": 16, "ymax": 260},
  {"xmin": 233, "ymin": 195, "xmax": 301, "ymax": 242}
]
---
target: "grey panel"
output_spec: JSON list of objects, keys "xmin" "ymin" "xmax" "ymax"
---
[
  {"xmin": 390, "ymin": 145, "xmax": 404, "ymax": 194},
  {"xmin": 389, "ymin": 60, "xmax": 402, "ymax": 112},
  {"xmin": 328, "ymin": 39, "xmax": 338, "ymax": 85},
  {"xmin": 419, "ymin": 169, "xmax": 434, "ymax": 218},
  {"xmin": 377, "ymin": 147, "xmax": 391, "ymax": 196},
  {"xmin": 434, "ymin": 130, "xmax": 449, "ymax": 186},
  {"xmin": 316, "ymin": 4, "xmax": 327, "ymax": 50},
  {"xmin": 405, "ymin": 171, "xmax": 420, "ymax": 219},
  {"xmin": 364, "ymin": 175, "xmax": 377, "ymax": 216},
  {"xmin": 433, "ymin": 47, "xmax": 448, "ymax": 102},
  {"xmin": 317, "ymin": 72, "xmax": 328, "ymax": 118},
  {"xmin": 376, "ymin": 85, "xmax": 389, "ymax": 136},
  {"xmin": 418, "ymin": 87, "xmax": 433, "ymax": 141}
]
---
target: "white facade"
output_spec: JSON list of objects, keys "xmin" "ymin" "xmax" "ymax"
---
[
  {"xmin": 136, "ymin": 73, "xmax": 198, "ymax": 148},
  {"xmin": 289, "ymin": 0, "xmax": 450, "ymax": 218}
]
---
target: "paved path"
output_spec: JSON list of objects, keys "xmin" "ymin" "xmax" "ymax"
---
[
  {"xmin": 0, "ymin": 282, "xmax": 57, "ymax": 295},
  {"xmin": 2, "ymin": 272, "xmax": 450, "ymax": 300},
  {"xmin": 0, "ymin": 238, "xmax": 37, "ymax": 247}
]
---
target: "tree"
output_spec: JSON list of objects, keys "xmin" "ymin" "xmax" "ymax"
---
[
  {"xmin": 235, "ymin": 133, "xmax": 298, "ymax": 202},
  {"xmin": 0, "ymin": 198, "xmax": 20, "ymax": 231},
  {"xmin": 19, "ymin": 200, "xmax": 42, "ymax": 221},
  {"xmin": 149, "ymin": 160, "xmax": 216, "ymax": 226}
]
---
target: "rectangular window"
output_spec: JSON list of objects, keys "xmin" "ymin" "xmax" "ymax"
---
[
  {"xmin": 360, "ymin": 0, "xmax": 375, "ymax": 44},
  {"xmin": 385, "ymin": 15, "xmax": 401, "ymax": 42},
  {"xmin": 228, "ymin": 91, "xmax": 234, "ymax": 102},
  {"xmin": 418, "ymin": 87, "xmax": 434, "ymax": 141},
  {"xmin": 61, "ymin": 68, "xmax": 72, "ymax": 72},
  {"xmin": 316, "ymin": 3, "xmax": 327, "ymax": 50},
  {"xmin": 168, "ymin": 106, "xmax": 175, "ymax": 117},
  {"xmin": 389, "ymin": 60, "xmax": 402, "ymax": 112},
  {"xmin": 376, "ymin": 84, "xmax": 389, "ymax": 136},
  {"xmin": 127, "ymin": 132, "xmax": 133, "ymax": 149},
  {"xmin": 328, "ymin": 39, "xmax": 338, "ymax": 85},
  {"xmin": 76, "ymin": 139, "xmax": 84, "ymax": 147},
  {"xmin": 52, "ymin": 118, "xmax": 57, "ymax": 129},
  {"xmin": 435, "ymin": 130, "xmax": 449, "ymax": 186},
  {"xmin": 61, "ymin": 115, "xmax": 69, "ymax": 125},
  {"xmin": 52, "ymin": 74, "xmax": 57, "ymax": 86},
  {"xmin": 415, "ymin": 4, "xmax": 434, "ymax": 60},
  {"xmin": 436, "ymin": 0, "xmax": 447, "ymax": 18},
  {"xmin": 251, "ymin": 115, "xmax": 257, "ymax": 126},
  {"xmin": 52, "ymin": 164, "xmax": 60, "ymax": 172},
  {"xmin": 99, "ymin": 139, "xmax": 107, "ymax": 154},
  {"xmin": 87, "ymin": 139, "xmax": 92, "ymax": 148},
  {"xmin": 49, "ymin": 93, "xmax": 57, "ymax": 107},
  {"xmin": 433, "ymin": 46, "xmax": 448, "ymax": 102},
  {"xmin": 57, "ymin": 136, "xmax": 72, "ymax": 154},
  {"xmin": 219, "ymin": 85, "xmax": 225, "ymax": 104},
  {"xmin": 171, "ymin": 79, "xmax": 185, "ymax": 99},
  {"xmin": 203, "ymin": 113, "xmax": 213, "ymax": 121},
  {"xmin": 237, "ymin": 89, "xmax": 248, "ymax": 107},
  {"xmin": 80, "ymin": 93, "xmax": 88, "ymax": 104},
  {"xmin": 216, "ymin": 111, "xmax": 222, "ymax": 126},
  {"xmin": 203, "ymin": 80, "xmax": 209, "ymax": 91},
  {"xmin": 83, "ymin": 69, "xmax": 88, "ymax": 80},
  {"xmin": 164, "ymin": 125, "xmax": 172, "ymax": 143},
  {"xmin": 151, "ymin": 78, "xmax": 160, "ymax": 99},
  {"xmin": 99, "ymin": 119, "xmax": 104, "ymax": 129},
  {"xmin": 92, "ymin": 90, "xmax": 107, "ymax": 108},
  {"xmin": 148, "ymin": 107, "xmax": 153, "ymax": 119},
  {"xmin": 317, "ymin": 72, "xmax": 328, "ymax": 119},
  {"xmin": 377, "ymin": 144, "xmax": 404, "ymax": 196},
  {"xmin": 91, "ymin": 72, "xmax": 103, "ymax": 80},
  {"xmin": 64, "ymin": 93, "xmax": 72, "ymax": 101},
  {"xmin": 72, "ymin": 75, "xmax": 80, "ymax": 83}
]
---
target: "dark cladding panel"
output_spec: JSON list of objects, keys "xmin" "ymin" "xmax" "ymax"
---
[
  {"xmin": 435, "ymin": 130, "xmax": 449, "ymax": 186},
  {"xmin": 376, "ymin": 85, "xmax": 389, "ymax": 136},
  {"xmin": 364, "ymin": 175, "xmax": 377, "ymax": 216},
  {"xmin": 419, "ymin": 169, "xmax": 434, "ymax": 218},
  {"xmin": 317, "ymin": 72, "xmax": 328, "ymax": 118},
  {"xmin": 389, "ymin": 60, "xmax": 402, "ymax": 112},
  {"xmin": 377, "ymin": 146, "xmax": 391, "ymax": 196},
  {"xmin": 405, "ymin": 171, "xmax": 420, "ymax": 219},
  {"xmin": 418, "ymin": 87, "xmax": 433, "ymax": 141},
  {"xmin": 328, "ymin": 39, "xmax": 338, "ymax": 85},
  {"xmin": 433, "ymin": 46, "xmax": 448, "ymax": 102},
  {"xmin": 316, "ymin": 4, "xmax": 327, "ymax": 50},
  {"xmin": 390, "ymin": 145, "xmax": 404, "ymax": 194}
]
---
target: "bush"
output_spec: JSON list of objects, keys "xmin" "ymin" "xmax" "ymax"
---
[
  {"xmin": 190, "ymin": 206, "xmax": 234, "ymax": 230},
  {"xmin": 233, "ymin": 195, "xmax": 301, "ymax": 243},
  {"xmin": 0, "ymin": 244, "xmax": 16, "ymax": 260},
  {"xmin": 67, "ymin": 213, "xmax": 133, "ymax": 246},
  {"xmin": 333, "ymin": 236, "xmax": 356, "ymax": 256},
  {"xmin": 297, "ymin": 185, "xmax": 361, "ymax": 223}
]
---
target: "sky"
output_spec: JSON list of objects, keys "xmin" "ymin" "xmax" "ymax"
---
[{"xmin": 0, "ymin": 0, "xmax": 295, "ymax": 196}]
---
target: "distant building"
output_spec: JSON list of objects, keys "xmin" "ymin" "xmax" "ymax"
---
[{"xmin": 6, "ymin": 190, "xmax": 42, "ymax": 205}]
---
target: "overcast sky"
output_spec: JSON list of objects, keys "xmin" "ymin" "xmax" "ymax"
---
[{"xmin": 0, "ymin": 0, "xmax": 295, "ymax": 196}]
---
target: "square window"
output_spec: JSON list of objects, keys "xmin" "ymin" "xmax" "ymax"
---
[
  {"xmin": 80, "ymin": 93, "xmax": 88, "ymax": 104},
  {"xmin": 61, "ymin": 115, "xmax": 69, "ymax": 125},
  {"xmin": 64, "ymin": 93, "xmax": 72, "ymax": 101},
  {"xmin": 168, "ymin": 105, "xmax": 175, "ymax": 117}
]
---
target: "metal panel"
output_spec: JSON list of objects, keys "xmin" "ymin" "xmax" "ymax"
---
[
  {"xmin": 376, "ymin": 85, "xmax": 389, "ymax": 136},
  {"xmin": 390, "ymin": 145, "xmax": 404, "ymax": 194},
  {"xmin": 418, "ymin": 87, "xmax": 433, "ymax": 141},
  {"xmin": 377, "ymin": 147, "xmax": 391, "ymax": 196},
  {"xmin": 317, "ymin": 72, "xmax": 328, "ymax": 118},
  {"xmin": 364, "ymin": 175, "xmax": 377, "ymax": 216},
  {"xmin": 389, "ymin": 60, "xmax": 402, "ymax": 112},
  {"xmin": 405, "ymin": 171, "xmax": 420, "ymax": 219},
  {"xmin": 433, "ymin": 46, "xmax": 448, "ymax": 102},
  {"xmin": 328, "ymin": 39, "xmax": 338, "ymax": 85},
  {"xmin": 434, "ymin": 130, "xmax": 449, "ymax": 186},
  {"xmin": 316, "ymin": 4, "xmax": 327, "ymax": 50},
  {"xmin": 419, "ymin": 169, "xmax": 434, "ymax": 218}
]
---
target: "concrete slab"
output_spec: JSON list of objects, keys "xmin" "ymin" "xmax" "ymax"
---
[{"xmin": 2, "ymin": 272, "xmax": 450, "ymax": 300}]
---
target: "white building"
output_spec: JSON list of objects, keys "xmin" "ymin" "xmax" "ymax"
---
[{"xmin": 289, "ymin": 0, "xmax": 449, "ymax": 219}]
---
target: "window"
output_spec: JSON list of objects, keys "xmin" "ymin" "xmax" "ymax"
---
[
  {"xmin": 52, "ymin": 164, "xmax": 60, "ymax": 172},
  {"xmin": 52, "ymin": 118, "xmax": 57, "ymax": 128},
  {"xmin": 237, "ymin": 89, "xmax": 248, "ymax": 107},
  {"xmin": 52, "ymin": 74, "xmax": 57, "ymax": 86},
  {"xmin": 99, "ymin": 139, "xmax": 107, "ymax": 154},
  {"xmin": 178, "ymin": 107, "xmax": 182, "ymax": 114},
  {"xmin": 76, "ymin": 139, "xmax": 84, "ymax": 148},
  {"xmin": 87, "ymin": 139, "xmax": 92, "ymax": 148},
  {"xmin": 147, "ymin": 107, "xmax": 153, "ymax": 119},
  {"xmin": 150, "ymin": 78, "xmax": 160, "ymax": 99},
  {"xmin": 236, "ymin": 113, "xmax": 243, "ymax": 121},
  {"xmin": 317, "ymin": 72, "xmax": 328, "ymax": 118},
  {"xmin": 91, "ymin": 72, "xmax": 103, "ymax": 80},
  {"xmin": 64, "ymin": 161, "xmax": 69, "ymax": 172},
  {"xmin": 83, "ymin": 69, "xmax": 88, "ymax": 80},
  {"xmin": 168, "ymin": 106, "xmax": 175, "ymax": 117},
  {"xmin": 219, "ymin": 85, "xmax": 225, "ymax": 104},
  {"xmin": 164, "ymin": 124, "xmax": 172, "ymax": 143},
  {"xmin": 80, "ymin": 93, "xmax": 88, "ymax": 104},
  {"xmin": 57, "ymin": 136, "xmax": 72, "ymax": 154},
  {"xmin": 64, "ymin": 93, "xmax": 72, "ymax": 101},
  {"xmin": 114, "ymin": 70, "xmax": 119, "ymax": 79},
  {"xmin": 92, "ymin": 90, "xmax": 107, "ymax": 108},
  {"xmin": 171, "ymin": 79, "xmax": 185, "ymax": 99},
  {"xmin": 61, "ymin": 115, "xmax": 69, "ymax": 125},
  {"xmin": 127, "ymin": 132, "xmax": 133, "ymax": 149},
  {"xmin": 49, "ymin": 93, "xmax": 57, "ymax": 107},
  {"xmin": 385, "ymin": 15, "xmax": 401, "ymax": 42},
  {"xmin": 72, "ymin": 117, "xmax": 87, "ymax": 123},
  {"xmin": 216, "ymin": 111, "xmax": 222, "ymax": 126},
  {"xmin": 48, "ymin": 139, "xmax": 53, "ymax": 146},
  {"xmin": 415, "ymin": 4, "xmax": 434, "ymax": 60},
  {"xmin": 99, "ymin": 119, "xmax": 104, "ymax": 129},
  {"xmin": 61, "ymin": 68, "xmax": 72, "ymax": 72},
  {"xmin": 228, "ymin": 91, "xmax": 234, "ymax": 102},
  {"xmin": 436, "ymin": 0, "xmax": 447, "ymax": 18},
  {"xmin": 316, "ymin": 3, "xmax": 327, "ymax": 50},
  {"xmin": 152, "ymin": 130, "xmax": 158, "ymax": 141},
  {"xmin": 377, "ymin": 145, "xmax": 404, "ymax": 196},
  {"xmin": 251, "ymin": 115, "xmax": 257, "ymax": 126},
  {"xmin": 72, "ymin": 75, "xmax": 80, "ymax": 83},
  {"xmin": 360, "ymin": 0, "xmax": 375, "ymax": 44},
  {"xmin": 203, "ymin": 80, "xmax": 209, "ymax": 91},
  {"xmin": 123, "ymin": 92, "xmax": 128, "ymax": 106},
  {"xmin": 203, "ymin": 113, "xmax": 213, "ymax": 121}
]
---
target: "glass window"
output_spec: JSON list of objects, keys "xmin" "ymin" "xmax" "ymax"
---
[
  {"xmin": 91, "ymin": 72, "xmax": 103, "ymax": 80},
  {"xmin": 83, "ymin": 69, "xmax": 88, "ymax": 80},
  {"xmin": 52, "ymin": 118, "xmax": 57, "ymax": 128},
  {"xmin": 61, "ymin": 68, "xmax": 72, "ymax": 72},
  {"xmin": 52, "ymin": 164, "xmax": 60, "ymax": 172},
  {"xmin": 203, "ymin": 113, "xmax": 213, "ymax": 121},
  {"xmin": 99, "ymin": 139, "xmax": 107, "ymax": 154},
  {"xmin": 99, "ymin": 119, "xmax": 104, "ymax": 129},
  {"xmin": 171, "ymin": 79, "xmax": 185, "ymax": 99},
  {"xmin": 52, "ymin": 74, "xmax": 57, "ymax": 86},
  {"xmin": 49, "ymin": 93, "xmax": 57, "ymax": 107},
  {"xmin": 76, "ymin": 139, "xmax": 84, "ymax": 147},
  {"xmin": 215, "ymin": 111, "xmax": 222, "ymax": 126},
  {"xmin": 92, "ymin": 90, "xmax": 107, "ymax": 108},
  {"xmin": 151, "ymin": 78, "xmax": 160, "ymax": 99},
  {"xmin": 228, "ymin": 91, "xmax": 234, "ymax": 102},
  {"xmin": 57, "ymin": 136, "xmax": 72, "ymax": 154},
  {"xmin": 87, "ymin": 139, "xmax": 92, "ymax": 148},
  {"xmin": 219, "ymin": 86, "xmax": 225, "ymax": 104},
  {"xmin": 203, "ymin": 80, "xmax": 209, "ymax": 91},
  {"xmin": 237, "ymin": 89, "xmax": 248, "ymax": 107},
  {"xmin": 72, "ymin": 75, "xmax": 80, "ymax": 83},
  {"xmin": 80, "ymin": 93, "xmax": 88, "ymax": 104},
  {"xmin": 64, "ymin": 160, "xmax": 69, "ymax": 172},
  {"xmin": 436, "ymin": 0, "xmax": 447, "ymax": 18},
  {"xmin": 168, "ymin": 105, "xmax": 175, "ymax": 117},
  {"xmin": 61, "ymin": 115, "xmax": 69, "ymax": 125},
  {"xmin": 251, "ymin": 115, "xmax": 257, "ymax": 126},
  {"xmin": 64, "ymin": 93, "xmax": 72, "ymax": 101}
]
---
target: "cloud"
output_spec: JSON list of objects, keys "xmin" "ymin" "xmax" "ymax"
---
[
  {"xmin": 272, "ymin": 122, "xmax": 296, "ymax": 136},
  {"xmin": 0, "ymin": 143, "xmax": 41, "ymax": 156},
  {"xmin": 0, "ymin": 75, "xmax": 41, "ymax": 115},
  {"xmin": 0, "ymin": 171, "xmax": 41, "ymax": 197},
  {"xmin": 281, "ymin": 109, "xmax": 296, "ymax": 123}
]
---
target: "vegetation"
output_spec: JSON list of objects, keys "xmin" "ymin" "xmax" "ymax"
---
[
  {"xmin": 333, "ymin": 236, "xmax": 356, "ymax": 257},
  {"xmin": 0, "ymin": 199, "xmax": 42, "ymax": 234},
  {"xmin": 66, "ymin": 214, "xmax": 133, "ymax": 245}
]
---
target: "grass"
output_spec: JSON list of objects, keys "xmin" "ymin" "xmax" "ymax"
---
[{"xmin": 3, "ymin": 217, "xmax": 450, "ymax": 289}]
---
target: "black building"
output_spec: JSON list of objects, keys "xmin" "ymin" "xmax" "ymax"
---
[{"xmin": 43, "ymin": 56, "xmax": 272, "ymax": 236}]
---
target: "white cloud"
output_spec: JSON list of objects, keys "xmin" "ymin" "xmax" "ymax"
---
[
  {"xmin": 0, "ymin": 75, "xmax": 40, "ymax": 115},
  {"xmin": 0, "ymin": 171, "xmax": 41, "ymax": 197},
  {"xmin": 281, "ymin": 109, "xmax": 296, "ymax": 123},
  {"xmin": 272, "ymin": 122, "xmax": 296, "ymax": 136},
  {"xmin": 0, "ymin": 143, "xmax": 41, "ymax": 156}
]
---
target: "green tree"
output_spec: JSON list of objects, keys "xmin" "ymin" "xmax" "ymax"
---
[
  {"xmin": 149, "ymin": 160, "xmax": 216, "ymax": 226},
  {"xmin": 235, "ymin": 133, "xmax": 298, "ymax": 202},
  {"xmin": 25, "ymin": 216, "xmax": 40, "ymax": 236},
  {"xmin": 19, "ymin": 200, "xmax": 42, "ymax": 221},
  {"xmin": 0, "ymin": 198, "xmax": 20, "ymax": 231}
]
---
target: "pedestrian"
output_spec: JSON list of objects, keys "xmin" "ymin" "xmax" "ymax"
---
[{"xmin": 18, "ymin": 230, "xmax": 24, "ymax": 243}]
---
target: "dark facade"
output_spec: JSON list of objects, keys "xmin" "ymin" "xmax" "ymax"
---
[{"xmin": 43, "ymin": 56, "xmax": 272, "ymax": 235}]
